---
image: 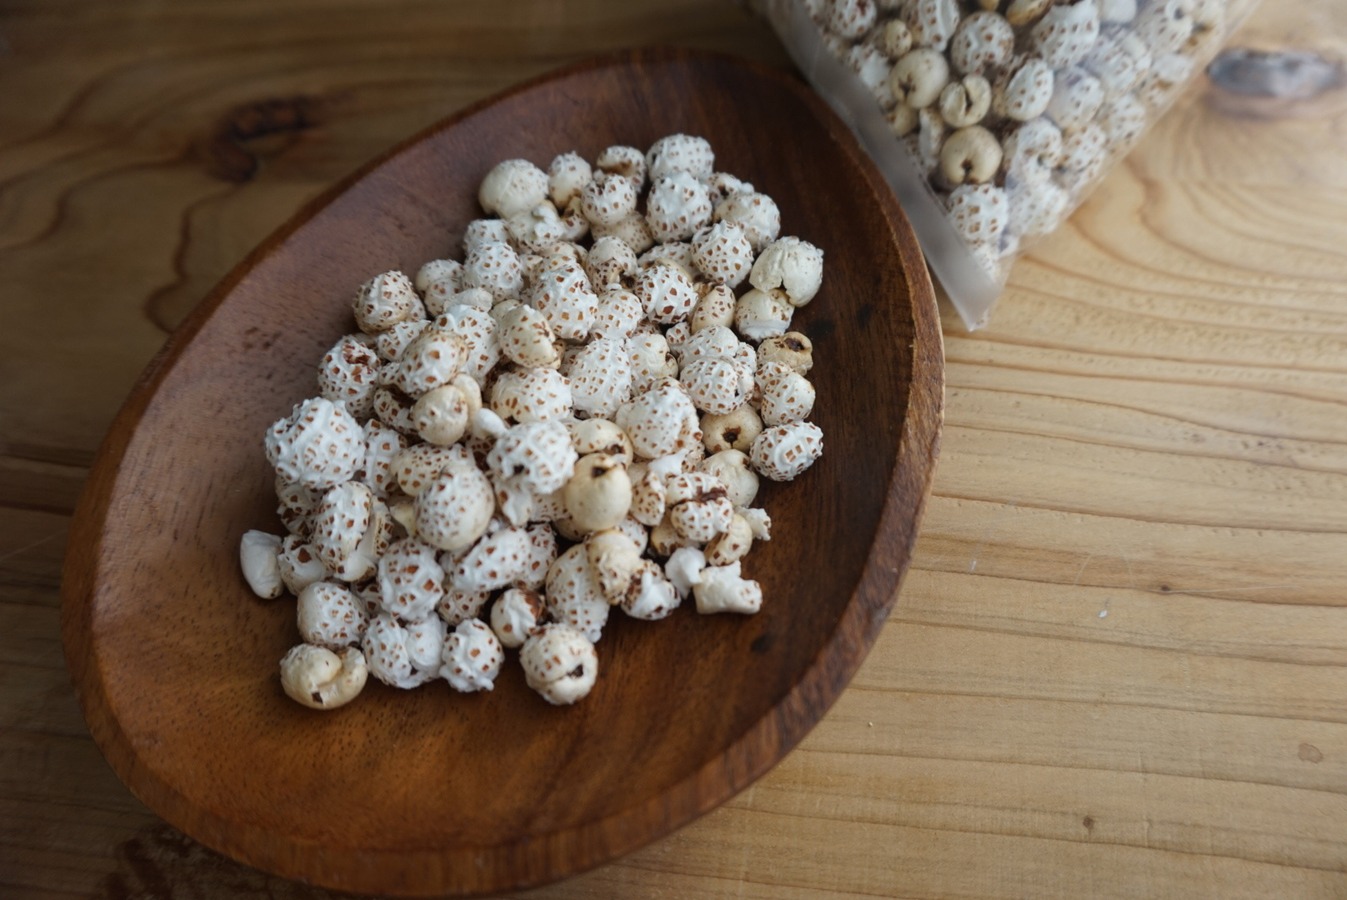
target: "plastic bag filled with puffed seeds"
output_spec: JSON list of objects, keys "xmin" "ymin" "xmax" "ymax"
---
[{"xmin": 750, "ymin": 0, "xmax": 1261, "ymax": 329}]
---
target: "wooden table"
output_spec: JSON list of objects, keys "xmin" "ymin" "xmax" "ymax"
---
[{"xmin": 3, "ymin": 1, "xmax": 1345, "ymax": 896}]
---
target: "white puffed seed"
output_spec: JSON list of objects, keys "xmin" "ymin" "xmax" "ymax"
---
[
  {"xmin": 585, "ymin": 236, "xmax": 638, "ymax": 289},
  {"xmin": 563, "ymin": 453, "xmax": 632, "ymax": 534},
  {"xmin": 363, "ymin": 613, "xmax": 439, "ymax": 689},
  {"xmin": 1055, "ymin": 123, "xmax": 1109, "ymax": 194},
  {"xmin": 646, "ymin": 133, "xmax": 715, "ymax": 182},
  {"xmin": 620, "ymin": 559, "xmax": 680, "ymax": 620},
  {"xmin": 1085, "ymin": 29, "xmax": 1153, "ymax": 101},
  {"xmin": 889, "ymin": 47, "xmax": 951, "ymax": 108},
  {"xmin": 950, "ymin": 11, "xmax": 1015, "ymax": 74},
  {"xmin": 616, "ymin": 377, "xmax": 697, "ymax": 459},
  {"xmin": 1137, "ymin": 52, "xmax": 1195, "ymax": 112},
  {"xmin": 462, "ymin": 218, "xmax": 511, "ymax": 254},
  {"xmin": 452, "ymin": 525, "xmax": 532, "ymax": 593},
  {"xmin": 629, "ymin": 467, "xmax": 667, "ymax": 527},
  {"xmin": 594, "ymin": 145, "xmax": 646, "ymax": 190},
  {"xmin": 734, "ymin": 288, "xmax": 793, "ymax": 342},
  {"xmin": 431, "ymin": 581, "xmax": 489, "ymax": 624},
  {"xmin": 461, "ymin": 240, "xmax": 525, "ymax": 302},
  {"xmin": 374, "ymin": 319, "xmax": 427, "ymax": 363},
  {"xmin": 848, "ymin": 41, "xmax": 898, "ymax": 109},
  {"xmin": 692, "ymin": 221, "xmax": 755, "ymax": 288},
  {"xmin": 625, "ymin": 332, "xmax": 678, "ymax": 393},
  {"xmin": 1003, "ymin": 117, "xmax": 1064, "ymax": 187},
  {"xmin": 757, "ymin": 332, "xmax": 813, "ymax": 375},
  {"xmin": 665, "ymin": 472, "xmax": 735, "ymax": 545},
  {"xmin": 826, "ymin": 0, "xmax": 876, "ymax": 40},
  {"xmin": 700, "ymin": 404, "xmax": 764, "ymax": 454},
  {"xmin": 591, "ymin": 287, "xmax": 645, "ymax": 340},
  {"xmin": 564, "ymin": 338, "xmax": 633, "ymax": 419},
  {"xmin": 393, "ymin": 443, "xmax": 471, "ymax": 496},
  {"xmin": 713, "ymin": 191, "xmax": 780, "ymax": 252},
  {"xmin": 489, "ymin": 587, "xmax": 546, "ymax": 648},
  {"xmin": 478, "ymin": 158, "xmax": 549, "ymax": 219},
  {"xmin": 705, "ymin": 513, "xmax": 754, "ymax": 566},
  {"xmin": 693, "ymin": 561, "xmax": 763, "ymax": 615},
  {"xmin": 280, "ymin": 644, "xmax": 367, "ymax": 709},
  {"xmin": 691, "ymin": 284, "xmax": 736, "ymax": 333},
  {"xmin": 497, "ymin": 303, "xmax": 560, "ymax": 369},
  {"xmin": 1097, "ymin": 92, "xmax": 1149, "ymax": 150},
  {"xmin": 275, "ymin": 475, "xmax": 320, "ymax": 536},
  {"xmin": 1133, "ymin": 0, "xmax": 1193, "ymax": 56},
  {"xmin": 909, "ymin": 0, "xmax": 961, "ymax": 51},
  {"xmin": 354, "ymin": 271, "xmax": 423, "ymax": 335},
  {"xmin": 265, "ymin": 397, "xmax": 364, "ymax": 490},
  {"xmin": 441, "ymin": 619, "xmax": 505, "ymax": 692},
  {"xmin": 640, "ymin": 241, "xmax": 698, "ymax": 281},
  {"xmin": 412, "ymin": 383, "xmax": 471, "ymax": 446},
  {"xmin": 317, "ymin": 334, "xmax": 381, "ymax": 419},
  {"xmin": 520, "ymin": 623, "xmax": 598, "ymax": 705},
  {"xmin": 580, "ymin": 173, "xmax": 638, "ymax": 228},
  {"xmin": 680, "ymin": 357, "xmax": 748, "ymax": 416},
  {"xmin": 240, "ymin": 530, "xmax": 284, "ymax": 599},
  {"xmin": 740, "ymin": 506, "xmax": 773, "ymax": 541},
  {"xmin": 529, "ymin": 256, "xmax": 598, "ymax": 342},
  {"xmin": 1008, "ymin": 178, "xmax": 1070, "ymax": 239},
  {"xmin": 700, "ymin": 449, "xmax": 760, "ymax": 509},
  {"xmin": 646, "ymin": 171, "xmax": 713, "ymax": 243},
  {"xmin": 704, "ymin": 171, "xmax": 754, "ymax": 205},
  {"xmin": 750, "ymin": 421, "xmax": 825, "ymax": 481},
  {"xmin": 361, "ymin": 419, "xmax": 407, "ymax": 499},
  {"xmin": 490, "ymin": 366, "xmax": 573, "ymax": 424},
  {"xmin": 749, "ymin": 237, "xmax": 824, "ymax": 307},
  {"xmin": 993, "ymin": 55, "xmax": 1056, "ymax": 122},
  {"xmin": 277, "ymin": 534, "xmax": 329, "ymax": 595},
  {"xmin": 297, "ymin": 581, "xmax": 369, "ymax": 648},
  {"xmin": 253, "ymin": 134, "xmax": 830, "ymax": 711},
  {"xmin": 414, "ymin": 460, "xmax": 494, "ymax": 553},
  {"xmin": 946, "ymin": 183, "xmax": 1010, "ymax": 247},
  {"xmin": 876, "ymin": 17, "xmax": 914, "ymax": 59},
  {"xmin": 569, "ymin": 417, "xmax": 633, "ymax": 463},
  {"xmin": 634, "ymin": 262, "xmax": 699, "ymax": 326},
  {"xmin": 375, "ymin": 536, "xmax": 444, "ymax": 621},
  {"xmin": 1031, "ymin": 0, "xmax": 1101, "ymax": 70},
  {"xmin": 434, "ymin": 306, "xmax": 500, "ymax": 385},
  {"xmin": 549, "ymin": 152, "xmax": 592, "ymax": 207},
  {"xmin": 591, "ymin": 212, "xmax": 655, "ymax": 255},
  {"xmin": 1046, "ymin": 67, "xmax": 1106, "ymax": 131},
  {"xmin": 309, "ymin": 481, "xmax": 375, "ymax": 580},
  {"xmin": 544, "ymin": 544, "xmax": 610, "ymax": 643},
  {"xmin": 664, "ymin": 546, "xmax": 707, "ymax": 599}
]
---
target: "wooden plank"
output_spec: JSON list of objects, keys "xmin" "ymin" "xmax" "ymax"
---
[
  {"xmin": 5, "ymin": 0, "xmax": 1347, "ymax": 896},
  {"xmin": 813, "ymin": 688, "xmax": 1347, "ymax": 795}
]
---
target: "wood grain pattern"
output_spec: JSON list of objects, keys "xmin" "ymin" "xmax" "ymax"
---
[
  {"xmin": 5, "ymin": 0, "xmax": 1347, "ymax": 897},
  {"xmin": 57, "ymin": 48, "xmax": 941, "ymax": 896}
]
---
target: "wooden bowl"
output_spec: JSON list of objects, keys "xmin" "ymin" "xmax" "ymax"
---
[{"xmin": 62, "ymin": 48, "xmax": 942, "ymax": 897}]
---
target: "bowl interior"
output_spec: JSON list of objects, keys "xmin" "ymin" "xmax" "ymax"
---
[{"xmin": 64, "ymin": 49, "xmax": 940, "ymax": 896}]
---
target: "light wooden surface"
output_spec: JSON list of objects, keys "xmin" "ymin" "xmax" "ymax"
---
[{"xmin": 3, "ymin": 0, "xmax": 1346, "ymax": 897}]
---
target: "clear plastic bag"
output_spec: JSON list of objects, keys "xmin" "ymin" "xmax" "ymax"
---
[{"xmin": 753, "ymin": 0, "xmax": 1261, "ymax": 329}]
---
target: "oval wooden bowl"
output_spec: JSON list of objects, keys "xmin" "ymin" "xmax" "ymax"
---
[{"xmin": 61, "ymin": 48, "xmax": 943, "ymax": 897}]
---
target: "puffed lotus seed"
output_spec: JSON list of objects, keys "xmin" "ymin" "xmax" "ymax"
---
[
  {"xmin": 246, "ymin": 135, "xmax": 825, "ymax": 710},
  {"xmin": 808, "ymin": 0, "xmax": 1240, "ymax": 285}
]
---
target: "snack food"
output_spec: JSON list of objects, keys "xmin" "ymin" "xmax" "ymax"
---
[
  {"xmin": 243, "ymin": 135, "xmax": 825, "ymax": 707},
  {"xmin": 755, "ymin": 0, "xmax": 1259, "ymax": 327}
]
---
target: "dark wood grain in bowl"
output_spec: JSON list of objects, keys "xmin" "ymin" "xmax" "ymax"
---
[{"xmin": 61, "ymin": 48, "xmax": 942, "ymax": 896}]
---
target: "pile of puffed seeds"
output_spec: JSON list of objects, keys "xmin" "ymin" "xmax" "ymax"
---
[
  {"xmin": 239, "ymin": 134, "xmax": 825, "ymax": 708},
  {"xmin": 810, "ymin": 0, "xmax": 1235, "ymax": 279}
]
